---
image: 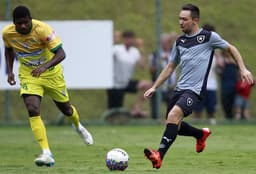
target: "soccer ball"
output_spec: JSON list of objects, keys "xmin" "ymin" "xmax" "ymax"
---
[{"xmin": 105, "ymin": 148, "xmax": 129, "ymax": 171}]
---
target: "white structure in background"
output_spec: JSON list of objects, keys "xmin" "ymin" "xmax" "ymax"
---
[{"xmin": 0, "ymin": 20, "xmax": 113, "ymax": 89}]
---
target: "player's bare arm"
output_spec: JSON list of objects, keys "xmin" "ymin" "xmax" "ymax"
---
[
  {"xmin": 5, "ymin": 47, "xmax": 16, "ymax": 85},
  {"xmin": 226, "ymin": 43, "xmax": 254, "ymax": 85},
  {"xmin": 31, "ymin": 47, "xmax": 66, "ymax": 77},
  {"xmin": 144, "ymin": 62, "xmax": 177, "ymax": 99}
]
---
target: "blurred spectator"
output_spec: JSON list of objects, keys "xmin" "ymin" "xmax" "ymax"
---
[
  {"xmin": 149, "ymin": 32, "xmax": 178, "ymax": 117},
  {"xmin": 135, "ymin": 37, "xmax": 147, "ymax": 67},
  {"xmin": 114, "ymin": 30, "xmax": 122, "ymax": 44},
  {"xmin": 218, "ymin": 50, "xmax": 239, "ymax": 119},
  {"xmin": 234, "ymin": 78, "xmax": 255, "ymax": 120},
  {"xmin": 107, "ymin": 30, "xmax": 152, "ymax": 117},
  {"xmin": 135, "ymin": 37, "xmax": 145, "ymax": 53},
  {"xmin": 193, "ymin": 24, "xmax": 219, "ymax": 125}
]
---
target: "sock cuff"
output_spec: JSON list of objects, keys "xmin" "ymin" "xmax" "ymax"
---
[
  {"xmin": 71, "ymin": 105, "xmax": 78, "ymax": 116},
  {"xmin": 29, "ymin": 116, "xmax": 41, "ymax": 121},
  {"xmin": 166, "ymin": 123, "xmax": 178, "ymax": 128}
]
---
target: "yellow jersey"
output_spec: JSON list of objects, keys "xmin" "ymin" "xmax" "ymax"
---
[{"xmin": 2, "ymin": 19, "xmax": 63, "ymax": 78}]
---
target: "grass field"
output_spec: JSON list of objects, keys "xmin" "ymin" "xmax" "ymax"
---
[
  {"xmin": 1, "ymin": 124, "xmax": 255, "ymax": 174},
  {"xmin": 0, "ymin": 0, "xmax": 256, "ymax": 123}
]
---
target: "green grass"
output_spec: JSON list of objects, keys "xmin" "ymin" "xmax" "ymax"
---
[{"xmin": 0, "ymin": 124, "xmax": 256, "ymax": 174}]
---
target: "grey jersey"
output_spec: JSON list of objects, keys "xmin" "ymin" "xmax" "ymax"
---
[{"xmin": 169, "ymin": 29, "xmax": 228, "ymax": 96}]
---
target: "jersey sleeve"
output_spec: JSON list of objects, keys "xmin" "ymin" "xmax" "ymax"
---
[
  {"xmin": 2, "ymin": 28, "xmax": 11, "ymax": 48},
  {"xmin": 38, "ymin": 23, "xmax": 62, "ymax": 52},
  {"xmin": 168, "ymin": 42, "xmax": 180, "ymax": 65},
  {"xmin": 210, "ymin": 32, "xmax": 229, "ymax": 49}
]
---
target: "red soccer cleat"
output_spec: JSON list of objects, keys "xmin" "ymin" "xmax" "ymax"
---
[
  {"xmin": 196, "ymin": 128, "xmax": 211, "ymax": 153},
  {"xmin": 144, "ymin": 148, "xmax": 162, "ymax": 169}
]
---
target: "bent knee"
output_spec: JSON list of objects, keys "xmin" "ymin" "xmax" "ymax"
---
[
  {"xmin": 166, "ymin": 114, "xmax": 182, "ymax": 124},
  {"xmin": 166, "ymin": 106, "xmax": 184, "ymax": 124},
  {"xmin": 27, "ymin": 105, "xmax": 40, "ymax": 116},
  {"xmin": 62, "ymin": 106, "xmax": 73, "ymax": 116}
]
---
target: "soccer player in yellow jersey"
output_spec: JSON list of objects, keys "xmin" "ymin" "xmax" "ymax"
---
[{"xmin": 2, "ymin": 5, "xmax": 93, "ymax": 167}]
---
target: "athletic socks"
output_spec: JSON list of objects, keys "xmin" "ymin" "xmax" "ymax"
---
[
  {"xmin": 178, "ymin": 121, "xmax": 203, "ymax": 139},
  {"xmin": 68, "ymin": 105, "xmax": 80, "ymax": 128},
  {"xmin": 29, "ymin": 116, "xmax": 50, "ymax": 151},
  {"xmin": 158, "ymin": 123, "xmax": 178, "ymax": 159},
  {"xmin": 42, "ymin": 149, "xmax": 52, "ymax": 156}
]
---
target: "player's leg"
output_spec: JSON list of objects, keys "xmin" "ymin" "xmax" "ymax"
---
[
  {"xmin": 144, "ymin": 90, "xmax": 211, "ymax": 168},
  {"xmin": 45, "ymin": 74, "xmax": 93, "ymax": 145},
  {"xmin": 144, "ymin": 105, "xmax": 183, "ymax": 169},
  {"xmin": 178, "ymin": 121, "xmax": 211, "ymax": 152},
  {"xmin": 144, "ymin": 90, "xmax": 181, "ymax": 169},
  {"xmin": 177, "ymin": 91, "xmax": 211, "ymax": 153},
  {"xmin": 23, "ymin": 94, "xmax": 54, "ymax": 167},
  {"xmin": 158, "ymin": 105, "xmax": 184, "ymax": 157},
  {"xmin": 54, "ymin": 100, "xmax": 93, "ymax": 145}
]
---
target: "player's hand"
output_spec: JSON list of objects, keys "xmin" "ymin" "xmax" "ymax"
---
[
  {"xmin": 144, "ymin": 87, "xmax": 156, "ymax": 99},
  {"xmin": 31, "ymin": 65, "xmax": 47, "ymax": 77},
  {"xmin": 240, "ymin": 69, "xmax": 254, "ymax": 85},
  {"xmin": 7, "ymin": 73, "xmax": 16, "ymax": 85}
]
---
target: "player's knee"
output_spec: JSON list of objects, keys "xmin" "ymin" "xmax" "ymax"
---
[
  {"xmin": 166, "ymin": 112, "xmax": 183, "ymax": 124},
  {"xmin": 62, "ymin": 106, "xmax": 73, "ymax": 116},
  {"xmin": 27, "ymin": 105, "xmax": 40, "ymax": 116}
]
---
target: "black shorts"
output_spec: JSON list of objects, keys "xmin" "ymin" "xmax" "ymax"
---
[
  {"xmin": 166, "ymin": 90, "xmax": 200, "ymax": 117},
  {"xmin": 107, "ymin": 80, "xmax": 138, "ymax": 108}
]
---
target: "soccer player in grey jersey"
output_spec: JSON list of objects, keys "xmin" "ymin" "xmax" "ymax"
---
[{"xmin": 143, "ymin": 4, "xmax": 254, "ymax": 169}]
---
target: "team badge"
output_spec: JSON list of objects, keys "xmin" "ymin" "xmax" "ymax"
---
[
  {"xmin": 197, "ymin": 35, "xmax": 205, "ymax": 43},
  {"xmin": 187, "ymin": 97, "xmax": 193, "ymax": 107}
]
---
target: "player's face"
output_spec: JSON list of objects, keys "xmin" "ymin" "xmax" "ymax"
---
[
  {"xmin": 179, "ymin": 10, "xmax": 197, "ymax": 34},
  {"xmin": 14, "ymin": 16, "xmax": 32, "ymax": 34}
]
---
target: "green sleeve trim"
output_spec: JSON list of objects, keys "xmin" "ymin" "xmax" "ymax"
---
[{"xmin": 50, "ymin": 44, "xmax": 62, "ymax": 53}]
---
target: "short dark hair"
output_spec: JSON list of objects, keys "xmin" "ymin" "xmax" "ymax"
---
[
  {"xmin": 202, "ymin": 23, "xmax": 216, "ymax": 32},
  {"xmin": 13, "ymin": 5, "xmax": 31, "ymax": 22},
  {"xmin": 122, "ymin": 30, "xmax": 136, "ymax": 38},
  {"xmin": 181, "ymin": 4, "xmax": 200, "ymax": 19}
]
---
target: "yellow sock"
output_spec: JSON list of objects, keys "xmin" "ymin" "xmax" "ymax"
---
[
  {"xmin": 29, "ymin": 116, "xmax": 49, "ymax": 150},
  {"xmin": 68, "ymin": 105, "xmax": 80, "ymax": 128}
]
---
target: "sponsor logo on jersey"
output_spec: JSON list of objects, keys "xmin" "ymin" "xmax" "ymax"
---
[{"xmin": 181, "ymin": 39, "xmax": 186, "ymax": 43}]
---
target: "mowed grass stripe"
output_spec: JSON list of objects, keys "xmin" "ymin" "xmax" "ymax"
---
[{"xmin": 0, "ymin": 125, "xmax": 255, "ymax": 174}]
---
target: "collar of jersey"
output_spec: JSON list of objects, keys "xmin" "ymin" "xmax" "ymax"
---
[{"xmin": 185, "ymin": 28, "xmax": 203, "ymax": 37}]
